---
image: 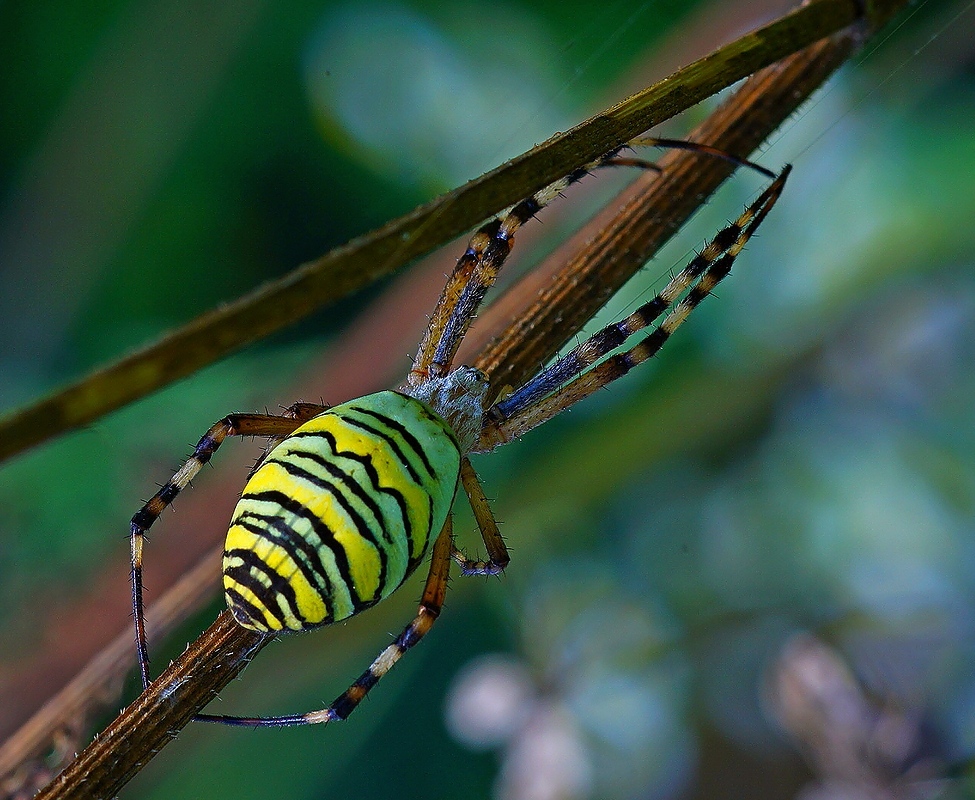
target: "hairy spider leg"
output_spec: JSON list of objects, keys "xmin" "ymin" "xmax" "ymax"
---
[
  {"xmin": 451, "ymin": 457, "xmax": 510, "ymax": 576},
  {"xmin": 409, "ymin": 138, "xmax": 775, "ymax": 387},
  {"xmin": 629, "ymin": 137, "xmax": 777, "ymax": 180},
  {"xmin": 409, "ymin": 155, "xmax": 625, "ymax": 384},
  {"xmin": 478, "ymin": 165, "xmax": 791, "ymax": 450},
  {"xmin": 129, "ymin": 403, "xmax": 329, "ymax": 688}
]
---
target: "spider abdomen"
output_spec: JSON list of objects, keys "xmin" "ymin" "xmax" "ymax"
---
[{"xmin": 223, "ymin": 391, "xmax": 461, "ymax": 633}]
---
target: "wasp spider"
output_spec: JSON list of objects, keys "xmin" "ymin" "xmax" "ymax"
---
[{"xmin": 130, "ymin": 139, "xmax": 790, "ymax": 726}]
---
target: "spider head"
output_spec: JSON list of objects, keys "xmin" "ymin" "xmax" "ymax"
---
[{"xmin": 407, "ymin": 366, "xmax": 489, "ymax": 453}]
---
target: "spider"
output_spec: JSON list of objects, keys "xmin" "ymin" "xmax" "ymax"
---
[{"xmin": 129, "ymin": 138, "xmax": 790, "ymax": 727}]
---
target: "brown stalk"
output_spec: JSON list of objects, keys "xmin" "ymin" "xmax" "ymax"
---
[
  {"xmin": 20, "ymin": 3, "xmax": 908, "ymax": 798},
  {"xmin": 0, "ymin": 546, "xmax": 223, "ymax": 799}
]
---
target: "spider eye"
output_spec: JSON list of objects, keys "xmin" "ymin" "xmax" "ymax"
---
[{"xmin": 456, "ymin": 366, "xmax": 489, "ymax": 387}]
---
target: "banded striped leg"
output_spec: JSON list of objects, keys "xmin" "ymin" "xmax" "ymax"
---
[
  {"xmin": 408, "ymin": 152, "xmax": 644, "ymax": 385},
  {"xmin": 130, "ymin": 403, "xmax": 329, "ymax": 689},
  {"xmin": 195, "ymin": 516, "xmax": 456, "ymax": 726},
  {"xmin": 478, "ymin": 165, "xmax": 791, "ymax": 450},
  {"xmin": 452, "ymin": 457, "xmax": 510, "ymax": 576},
  {"xmin": 408, "ymin": 139, "xmax": 777, "ymax": 386}
]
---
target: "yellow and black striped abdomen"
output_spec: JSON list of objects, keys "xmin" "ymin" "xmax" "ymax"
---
[{"xmin": 223, "ymin": 391, "xmax": 461, "ymax": 633}]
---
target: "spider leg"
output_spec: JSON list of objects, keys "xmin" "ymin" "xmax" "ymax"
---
[
  {"xmin": 130, "ymin": 403, "xmax": 328, "ymax": 689},
  {"xmin": 451, "ymin": 457, "xmax": 510, "ymax": 576},
  {"xmin": 251, "ymin": 402, "xmax": 333, "ymax": 474},
  {"xmin": 408, "ymin": 152, "xmax": 644, "ymax": 385},
  {"xmin": 477, "ymin": 165, "xmax": 791, "ymax": 450},
  {"xmin": 630, "ymin": 137, "xmax": 777, "ymax": 180},
  {"xmin": 408, "ymin": 139, "xmax": 776, "ymax": 387},
  {"xmin": 486, "ymin": 164, "xmax": 787, "ymax": 418},
  {"xmin": 195, "ymin": 515, "xmax": 455, "ymax": 726}
]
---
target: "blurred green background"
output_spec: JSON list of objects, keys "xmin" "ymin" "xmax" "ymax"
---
[{"xmin": 2, "ymin": 0, "xmax": 974, "ymax": 798}]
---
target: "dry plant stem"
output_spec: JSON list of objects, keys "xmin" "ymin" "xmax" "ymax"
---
[
  {"xmin": 0, "ymin": 0, "xmax": 902, "ymax": 464},
  {"xmin": 32, "ymin": 10, "xmax": 909, "ymax": 800},
  {"xmin": 35, "ymin": 613, "xmax": 267, "ymax": 800},
  {"xmin": 0, "ymin": 545, "xmax": 223, "ymax": 796}
]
